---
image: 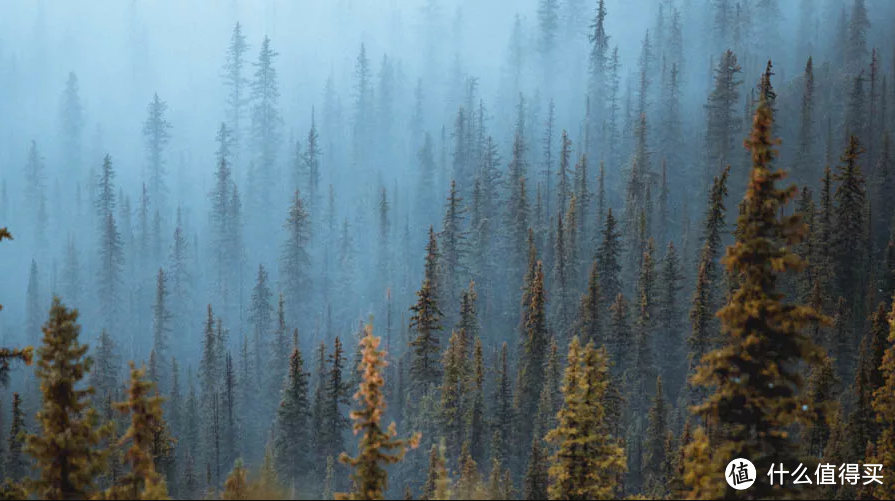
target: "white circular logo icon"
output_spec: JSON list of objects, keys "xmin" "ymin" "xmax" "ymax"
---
[{"xmin": 725, "ymin": 458, "xmax": 756, "ymax": 490}]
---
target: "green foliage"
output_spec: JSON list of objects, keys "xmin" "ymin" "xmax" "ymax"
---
[{"xmin": 273, "ymin": 346, "xmax": 311, "ymax": 485}]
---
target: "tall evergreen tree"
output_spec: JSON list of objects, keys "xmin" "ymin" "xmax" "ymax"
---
[
  {"xmin": 274, "ymin": 346, "xmax": 311, "ymax": 487},
  {"xmin": 151, "ymin": 268, "xmax": 171, "ymax": 387},
  {"xmin": 596, "ymin": 208, "xmax": 622, "ymax": 306},
  {"xmin": 222, "ymin": 23, "xmax": 250, "ymax": 161},
  {"xmin": 703, "ymin": 51, "xmax": 742, "ymax": 187},
  {"xmin": 281, "ymin": 190, "xmax": 311, "ymax": 328},
  {"xmin": 871, "ymin": 299, "xmax": 895, "ymax": 500},
  {"xmin": 143, "ymin": 93, "xmax": 172, "ymax": 214},
  {"xmin": 409, "ymin": 230, "xmax": 444, "ymax": 396},
  {"xmin": 248, "ymin": 264, "xmax": 273, "ymax": 385},
  {"xmin": 105, "ymin": 363, "xmax": 170, "ymax": 500},
  {"xmin": 833, "ymin": 136, "xmax": 868, "ymax": 317},
  {"xmin": 249, "ymin": 35, "xmax": 283, "ymax": 222},
  {"xmin": 25, "ymin": 298, "xmax": 109, "ymax": 500},
  {"xmin": 517, "ymin": 261, "xmax": 550, "ymax": 450},
  {"xmin": 337, "ymin": 324, "xmax": 420, "ymax": 501},
  {"xmin": 6, "ymin": 393, "xmax": 28, "ymax": 482},
  {"xmin": 546, "ymin": 338, "xmax": 625, "ymax": 500},
  {"xmin": 687, "ymin": 63, "xmax": 827, "ymax": 499}
]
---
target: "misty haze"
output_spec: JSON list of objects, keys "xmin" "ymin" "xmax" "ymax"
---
[{"xmin": 0, "ymin": 0, "xmax": 894, "ymax": 499}]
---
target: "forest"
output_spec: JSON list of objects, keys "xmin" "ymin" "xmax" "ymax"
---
[{"xmin": 1, "ymin": 0, "xmax": 895, "ymax": 499}]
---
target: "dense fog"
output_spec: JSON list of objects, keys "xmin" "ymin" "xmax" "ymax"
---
[{"xmin": 1, "ymin": 0, "xmax": 895, "ymax": 499}]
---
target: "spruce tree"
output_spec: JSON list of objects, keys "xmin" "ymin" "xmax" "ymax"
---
[
  {"xmin": 596, "ymin": 208, "xmax": 622, "ymax": 306},
  {"xmin": 105, "ymin": 363, "xmax": 170, "ymax": 500},
  {"xmin": 151, "ymin": 268, "xmax": 171, "ymax": 388},
  {"xmin": 409, "ymin": 248, "xmax": 443, "ymax": 397},
  {"xmin": 688, "ymin": 63, "xmax": 827, "ymax": 499},
  {"xmin": 576, "ymin": 262, "xmax": 601, "ymax": 345},
  {"xmin": 440, "ymin": 329, "xmax": 467, "ymax": 461},
  {"xmin": 439, "ymin": 181, "xmax": 467, "ymax": 326},
  {"xmin": 871, "ymin": 299, "xmax": 895, "ymax": 499},
  {"xmin": 337, "ymin": 324, "xmax": 420, "ymax": 501},
  {"xmin": 249, "ymin": 35, "xmax": 283, "ymax": 223},
  {"xmin": 546, "ymin": 338, "xmax": 625, "ymax": 500},
  {"xmin": 323, "ymin": 337, "xmax": 350, "ymax": 469},
  {"xmin": 522, "ymin": 439, "xmax": 548, "ymax": 501},
  {"xmin": 25, "ymin": 298, "xmax": 109, "ymax": 500},
  {"xmin": 5, "ymin": 393, "xmax": 28, "ymax": 482},
  {"xmin": 703, "ymin": 51, "xmax": 742, "ymax": 186},
  {"xmin": 491, "ymin": 343, "xmax": 514, "ymax": 468},
  {"xmin": 607, "ymin": 293, "xmax": 630, "ymax": 378},
  {"xmin": 281, "ymin": 190, "xmax": 311, "ymax": 327},
  {"xmin": 222, "ymin": 23, "xmax": 250, "ymax": 160},
  {"xmin": 466, "ymin": 337, "xmax": 486, "ymax": 465},
  {"xmin": 274, "ymin": 346, "xmax": 311, "ymax": 487},
  {"xmin": 657, "ymin": 242, "xmax": 683, "ymax": 390},
  {"xmin": 517, "ymin": 261, "xmax": 550, "ymax": 450},
  {"xmin": 794, "ymin": 57, "xmax": 815, "ymax": 187},
  {"xmin": 248, "ymin": 264, "xmax": 273, "ymax": 383},
  {"xmin": 143, "ymin": 93, "xmax": 173, "ymax": 213},
  {"xmin": 643, "ymin": 377, "xmax": 670, "ymax": 498},
  {"xmin": 833, "ymin": 135, "xmax": 868, "ymax": 322}
]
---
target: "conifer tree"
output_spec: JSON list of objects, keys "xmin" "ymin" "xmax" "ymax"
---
[
  {"xmin": 5, "ymin": 393, "xmax": 27, "ymax": 482},
  {"xmin": 517, "ymin": 261, "xmax": 550, "ymax": 449},
  {"xmin": 222, "ymin": 23, "xmax": 249, "ymax": 160},
  {"xmin": 466, "ymin": 336, "xmax": 486, "ymax": 465},
  {"xmin": 25, "ymin": 298, "xmax": 109, "ymax": 500},
  {"xmin": 249, "ymin": 35, "xmax": 283, "ymax": 221},
  {"xmin": 456, "ymin": 441, "xmax": 481, "ymax": 501},
  {"xmin": 439, "ymin": 181, "xmax": 467, "ymax": 326},
  {"xmin": 523, "ymin": 438, "xmax": 548, "ymax": 501},
  {"xmin": 596, "ymin": 208, "xmax": 622, "ymax": 306},
  {"xmin": 409, "ymin": 247, "xmax": 443, "ymax": 397},
  {"xmin": 846, "ymin": 0, "xmax": 871, "ymax": 74},
  {"xmin": 143, "ymin": 93, "xmax": 173, "ymax": 213},
  {"xmin": 688, "ymin": 63, "xmax": 827, "ymax": 500},
  {"xmin": 312, "ymin": 343, "xmax": 329, "ymax": 469},
  {"xmin": 794, "ymin": 57, "xmax": 815, "ymax": 187},
  {"xmin": 337, "ymin": 324, "xmax": 420, "ymax": 501},
  {"xmin": 643, "ymin": 377, "xmax": 669, "ymax": 498},
  {"xmin": 703, "ymin": 51, "xmax": 742, "ymax": 185},
  {"xmin": 322, "ymin": 337, "xmax": 350, "ymax": 468},
  {"xmin": 151, "ymin": 268, "xmax": 171, "ymax": 386},
  {"xmin": 847, "ymin": 339, "xmax": 875, "ymax": 461},
  {"xmin": 105, "ymin": 363, "xmax": 170, "ymax": 500},
  {"xmin": 274, "ymin": 346, "xmax": 311, "ymax": 486},
  {"xmin": 491, "ymin": 343, "xmax": 514, "ymax": 467},
  {"xmin": 24, "ymin": 260, "xmax": 43, "ymax": 348},
  {"xmin": 833, "ymin": 136, "xmax": 868, "ymax": 320},
  {"xmin": 222, "ymin": 460, "xmax": 248, "ymax": 500},
  {"xmin": 281, "ymin": 190, "xmax": 311, "ymax": 327},
  {"xmin": 607, "ymin": 293, "xmax": 630, "ymax": 378},
  {"xmin": 248, "ymin": 264, "xmax": 273, "ymax": 383},
  {"xmin": 440, "ymin": 329, "xmax": 467, "ymax": 461},
  {"xmin": 804, "ymin": 353, "xmax": 839, "ymax": 458},
  {"xmin": 23, "ymin": 141, "xmax": 48, "ymax": 246},
  {"xmin": 871, "ymin": 298, "xmax": 895, "ymax": 500},
  {"xmin": 657, "ymin": 242, "xmax": 683, "ymax": 388},
  {"xmin": 576, "ymin": 262, "xmax": 601, "ymax": 345},
  {"xmin": 96, "ymin": 156, "xmax": 124, "ymax": 333},
  {"xmin": 268, "ymin": 295, "xmax": 291, "ymax": 412},
  {"xmin": 304, "ymin": 108, "xmax": 321, "ymax": 211},
  {"xmin": 546, "ymin": 338, "xmax": 625, "ymax": 500}
]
